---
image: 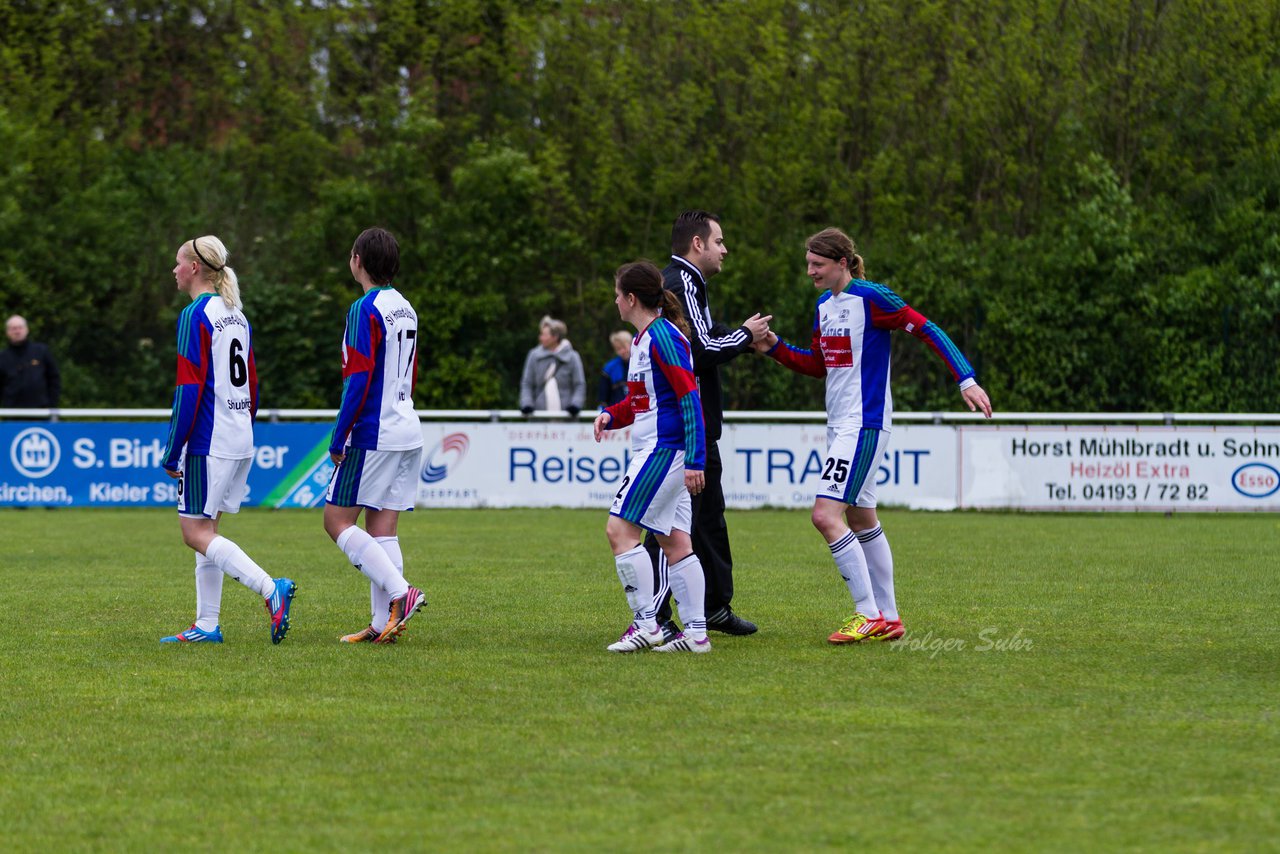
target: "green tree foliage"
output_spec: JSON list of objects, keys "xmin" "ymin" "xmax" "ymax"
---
[{"xmin": 1, "ymin": 0, "xmax": 1276, "ymax": 412}]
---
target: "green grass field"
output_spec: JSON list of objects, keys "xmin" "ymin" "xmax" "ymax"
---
[{"xmin": 1, "ymin": 508, "xmax": 1276, "ymax": 851}]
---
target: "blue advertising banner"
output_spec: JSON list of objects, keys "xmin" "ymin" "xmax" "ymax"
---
[{"xmin": 0, "ymin": 421, "xmax": 335, "ymax": 508}]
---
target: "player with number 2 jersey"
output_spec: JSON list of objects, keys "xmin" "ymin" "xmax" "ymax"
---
[{"xmin": 593, "ymin": 260, "xmax": 711, "ymax": 655}]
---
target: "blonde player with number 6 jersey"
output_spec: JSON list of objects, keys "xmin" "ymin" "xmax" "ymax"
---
[
  {"xmin": 159, "ymin": 235, "xmax": 297, "ymax": 645},
  {"xmin": 323, "ymin": 227, "xmax": 428, "ymax": 645}
]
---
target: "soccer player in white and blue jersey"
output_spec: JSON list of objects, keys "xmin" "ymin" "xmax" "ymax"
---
[
  {"xmin": 593, "ymin": 260, "xmax": 710, "ymax": 653},
  {"xmin": 159, "ymin": 235, "xmax": 297, "ymax": 645},
  {"xmin": 322, "ymin": 227, "xmax": 427, "ymax": 645},
  {"xmin": 758, "ymin": 227, "xmax": 992, "ymax": 644}
]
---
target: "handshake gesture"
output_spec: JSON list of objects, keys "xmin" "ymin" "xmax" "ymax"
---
[
  {"xmin": 745, "ymin": 311, "xmax": 778, "ymax": 353},
  {"xmin": 743, "ymin": 313, "xmax": 774, "ymax": 350}
]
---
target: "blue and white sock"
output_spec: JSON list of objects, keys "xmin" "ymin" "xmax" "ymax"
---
[
  {"xmin": 829, "ymin": 529, "xmax": 878, "ymax": 616},
  {"xmin": 857, "ymin": 526, "xmax": 897, "ymax": 621}
]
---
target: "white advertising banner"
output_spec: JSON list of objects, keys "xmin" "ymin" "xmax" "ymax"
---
[
  {"xmin": 960, "ymin": 426, "xmax": 1280, "ymax": 511},
  {"xmin": 415, "ymin": 422, "xmax": 958, "ymax": 510}
]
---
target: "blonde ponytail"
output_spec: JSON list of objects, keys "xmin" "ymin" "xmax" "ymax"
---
[{"xmin": 189, "ymin": 235, "xmax": 242, "ymax": 309}]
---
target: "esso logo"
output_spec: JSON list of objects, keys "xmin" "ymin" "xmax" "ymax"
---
[
  {"xmin": 1231, "ymin": 462, "xmax": 1280, "ymax": 499},
  {"xmin": 10, "ymin": 427, "xmax": 61, "ymax": 478}
]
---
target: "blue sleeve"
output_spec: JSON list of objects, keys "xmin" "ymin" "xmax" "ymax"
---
[
  {"xmin": 162, "ymin": 306, "xmax": 208, "ymax": 471},
  {"xmin": 329, "ymin": 300, "xmax": 379, "ymax": 454}
]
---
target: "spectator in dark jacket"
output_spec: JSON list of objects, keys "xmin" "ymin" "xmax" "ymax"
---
[
  {"xmin": 1, "ymin": 315, "xmax": 61, "ymax": 408},
  {"xmin": 597, "ymin": 329, "xmax": 632, "ymax": 408}
]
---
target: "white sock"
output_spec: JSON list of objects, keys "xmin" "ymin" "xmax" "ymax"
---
[
  {"xmin": 194, "ymin": 553, "xmax": 222, "ymax": 631},
  {"xmin": 205, "ymin": 535, "xmax": 275, "ymax": 598},
  {"xmin": 336, "ymin": 526, "xmax": 409, "ymax": 599},
  {"xmin": 828, "ymin": 529, "xmax": 879, "ymax": 616},
  {"xmin": 372, "ymin": 536, "xmax": 404, "ymax": 631},
  {"xmin": 614, "ymin": 545, "xmax": 657, "ymax": 632},
  {"xmin": 857, "ymin": 526, "xmax": 898, "ymax": 621},
  {"xmin": 667, "ymin": 553, "xmax": 707, "ymax": 640}
]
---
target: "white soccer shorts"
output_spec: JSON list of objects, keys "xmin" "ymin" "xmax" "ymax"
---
[
  {"xmin": 816, "ymin": 425, "xmax": 890, "ymax": 508},
  {"xmin": 326, "ymin": 446, "xmax": 423, "ymax": 511},
  {"xmin": 609, "ymin": 446, "xmax": 692, "ymax": 536},
  {"xmin": 178, "ymin": 454, "xmax": 252, "ymax": 518}
]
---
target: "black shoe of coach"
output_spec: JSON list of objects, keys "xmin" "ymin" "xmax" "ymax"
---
[
  {"xmin": 707, "ymin": 608, "xmax": 758, "ymax": 636},
  {"xmin": 659, "ymin": 619, "xmax": 681, "ymax": 645}
]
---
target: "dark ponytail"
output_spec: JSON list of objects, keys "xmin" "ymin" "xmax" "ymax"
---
[
  {"xmin": 615, "ymin": 260, "xmax": 692, "ymax": 340},
  {"xmin": 660, "ymin": 290, "xmax": 691, "ymax": 340}
]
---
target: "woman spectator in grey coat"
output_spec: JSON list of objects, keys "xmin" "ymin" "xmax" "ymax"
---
[{"xmin": 519, "ymin": 316, "xmax": 586, "ymax": 418}]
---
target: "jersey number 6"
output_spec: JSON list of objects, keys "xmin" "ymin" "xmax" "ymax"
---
[{"xmin": 229, "ymin": 339, "xmax": 248, "ymax": 387}]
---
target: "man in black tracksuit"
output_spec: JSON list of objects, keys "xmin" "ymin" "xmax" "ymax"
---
[
  {"xmin": 643, "ymin": 210, "xmax": 771, "ymax": 637},
  {"xmin": 1, "ymin": 315, "xmax": 61, "ymax": 409}
]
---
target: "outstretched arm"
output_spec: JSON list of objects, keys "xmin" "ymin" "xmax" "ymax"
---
[{"xmin": 865, "ymin": 282, "xmax": 991, "ymax": 417}]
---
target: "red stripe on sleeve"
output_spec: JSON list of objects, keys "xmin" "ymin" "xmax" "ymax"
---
[{"xmin": 870, "ymin": 303, "xmax": 928, "ymax": 332}]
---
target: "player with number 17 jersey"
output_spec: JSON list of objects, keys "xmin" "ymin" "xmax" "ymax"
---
[
  {"xmin": 329, "ymin": 287, "xmax": 423, "ymax": 456},
  {"xmin": 162, "ymin": 292, "xmax": 258, "ymax": 470}
]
